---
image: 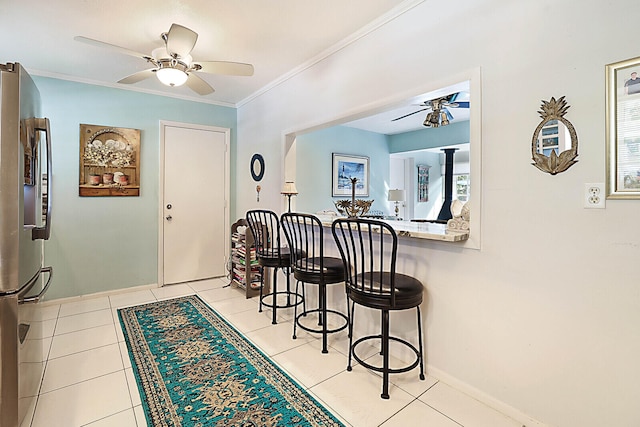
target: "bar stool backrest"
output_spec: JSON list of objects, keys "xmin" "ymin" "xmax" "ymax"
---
[
  {"xmin": 281, "ymin": 213, "xmax": 324, "ymax": 275},
  {"xmin": 246, "ymin": 210, "xmax": 282, "ymax": 260},
  {"xmin": 332, "ymin": 218, "xmax": 398, "ymax": 307}
]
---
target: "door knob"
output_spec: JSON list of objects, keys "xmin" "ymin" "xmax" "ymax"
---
[{"xmin": 166, "ymin": 215, "xmax": 172, "ymax": 221}]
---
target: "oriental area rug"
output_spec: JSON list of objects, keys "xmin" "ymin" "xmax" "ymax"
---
[{"xmin": 118, "ymin": 295, "xmax": 344, "ymax": 427}]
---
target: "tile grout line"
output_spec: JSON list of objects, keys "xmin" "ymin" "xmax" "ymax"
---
[{"xmin": 79, "ymin": 407, "xmax": 134, "ymax": 427}]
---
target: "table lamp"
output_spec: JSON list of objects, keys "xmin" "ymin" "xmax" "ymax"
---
[
  {"xmin": 387, "ymin": 189, "xmax": 405, "ymax": 220},
  {"xmin": 281, "ymin": 181, "xmax": 298, "ymax": 212}
]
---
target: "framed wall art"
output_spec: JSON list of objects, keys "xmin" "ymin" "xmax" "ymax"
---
[
  {"xmin": 417, "ymin": 164, "xmax": 430, "ymax": 202},
  {"xmin": 606, "ymin": 56, "xmax": 640, "ymax": 198},
  {"xmin": 332, "ymin": 153, "xmax": 369, "ymax": 197},
  {"xmin": 79, "ymin": 124, "xmax": 141, "ymax": 197}
]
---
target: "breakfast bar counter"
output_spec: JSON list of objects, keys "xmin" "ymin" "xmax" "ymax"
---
[{"xmin": 315, "ymin": 215, "xmax": 469, "ymax": 242}]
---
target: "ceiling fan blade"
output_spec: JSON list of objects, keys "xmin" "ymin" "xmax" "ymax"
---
[
  {"xmin": 166, "ymin": 24, "xmax": 198, "ymax": 58},
  {"xmin": 453, "ymin": 101, "xmax": 470, "ymax": 108},
  {"xmin": 391, "ymin": 108, "xmax": 429, "ymax": 122},
  {"xmin": 118, "ymin": 69, "xmax": 156, "ymax": 84},
  {"xmin": 185, "ymin": 73, "xmax": 215, "ymax": 95},
  {"xmin": 195, "ymin": 61, "xmax": 254, "ymax": 76},
  {"xmin": 443, "ymin": 107, "xmax": 455, "ymax": 121},
  {"xmin": 74, "ymin": 36, "xmax": 147, "ymax": 59}
]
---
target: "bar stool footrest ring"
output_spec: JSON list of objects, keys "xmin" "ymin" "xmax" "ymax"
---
[
  {"xmin": 295, "ymin": 309, "xmax": 348, "ymax": 335},
  {"xmin": 260, "ymin": 291, "xmax": 304, "ymax": 310},
  {"xmin": 351, "ymin": 334, "xmax": 421, "ymax": 375}
]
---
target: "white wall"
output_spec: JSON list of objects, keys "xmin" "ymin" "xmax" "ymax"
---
[{"xmin": 236, "ymin": 1, "xmax": 640, "ymax": 426}]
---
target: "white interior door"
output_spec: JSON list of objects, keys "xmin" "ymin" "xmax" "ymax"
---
[{"xmin": 161, "ymin": 123, "xmax": 229, "ymax": 285}]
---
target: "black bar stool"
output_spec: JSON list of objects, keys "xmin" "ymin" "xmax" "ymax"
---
[
  {"xmin": 332, "ymin": 218, "xmax": 425, "ymax": 399},
  {"xmin": 281, "ymin": 213, "xmax": 349, "ymax": 353},
  {"xmin": 246, "ymin": 210, "xmax": 303, "ymax": 324}
]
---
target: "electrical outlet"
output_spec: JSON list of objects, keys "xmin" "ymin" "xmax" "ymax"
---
[{"xmin": 584, "ymin": 183, "xmax": 605, "ymax": 209}]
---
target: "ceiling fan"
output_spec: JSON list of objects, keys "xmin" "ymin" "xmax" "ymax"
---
[
  {"xmin": 391, "ymin": 92, "xmax": 470, "ymax": 128},
  {"xmin": 74, "ymin": 23, "xmax": 254, "ymax": 96}
]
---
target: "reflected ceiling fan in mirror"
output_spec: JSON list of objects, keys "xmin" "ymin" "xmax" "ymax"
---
[
  {"xmin": 392, "ymin": 92, "xmax": 470, "ymax": 128},
  {"xmin": 74, "ymin": 23, "xmax": 254, "ymax": 96}
]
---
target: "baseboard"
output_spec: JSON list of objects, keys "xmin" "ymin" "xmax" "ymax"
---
[
  {"xmin": 427, "ymin": 365, "xmax": 548, "ymax": 427},
  {"xmin": 41, "ymin": 283, "xmax": 159, "ymax": 306}
]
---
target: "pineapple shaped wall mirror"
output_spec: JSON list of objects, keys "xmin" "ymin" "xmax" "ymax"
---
[{"xmin": 531, "ymin": 96, "xmax": 578, "ymax": 175}]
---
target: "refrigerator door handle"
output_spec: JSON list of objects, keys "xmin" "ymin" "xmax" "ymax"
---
[
  {"xmin": 18, "ymin": 266, "xmax": 53, "ymax": 304},
  {"xmin": 32, "ymin": 117, "xmax": 52, "ymax": 241}
]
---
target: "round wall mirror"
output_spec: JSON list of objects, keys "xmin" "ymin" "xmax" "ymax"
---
[
  {"xmin": 250, "ymin": 153, "xmax": 264, "ymax": 181},
  {"xmin": 531, "ymin": 96, "xmax": 578, "ymax": 175}
]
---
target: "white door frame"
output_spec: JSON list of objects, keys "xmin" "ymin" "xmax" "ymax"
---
[{"xmin": 158, "ymin": 120, "xmax": 230, "ymax": 287}]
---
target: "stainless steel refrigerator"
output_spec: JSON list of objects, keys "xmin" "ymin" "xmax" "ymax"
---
[{"xmin": 0, "ymin": 63, "xmax": 53, "ymax": 427}]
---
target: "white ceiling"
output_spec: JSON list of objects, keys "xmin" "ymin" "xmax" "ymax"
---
[
  {"xmin": 1, "ymin": 0, "xmax": 412, "ymax": 106},
  {"xmin": 0, "ymin": 0, "xmax": 469, "ymax": 135},
  {"xmin": 342, "ymin": 81, "xmax": 470, "ymax": 135}
]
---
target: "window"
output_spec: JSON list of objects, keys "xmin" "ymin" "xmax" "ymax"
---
[{"xmin": 455, "ymin": 174, "xmax": 470, "ymax": 202}]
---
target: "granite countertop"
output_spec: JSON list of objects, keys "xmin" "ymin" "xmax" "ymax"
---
[{"xmin": 316, "ymin": 215, "xmax": 469, "ymax": 242}]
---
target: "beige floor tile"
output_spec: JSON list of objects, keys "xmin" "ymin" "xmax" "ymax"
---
[
  {"xmin": 305, "ymin": 388, "xmax": 354, "ymax": 427},
  {"xmin": 41, "ymin": 344, "xmax": 123, "ymax": 393},
  {"xmin": 31, "ymin": 371, "xmax": 132, "ymax": 427},
  {"xmin": 221, "ymin": 307, "xmax": 282, "ymax": 334},
  {"xmin": 380, "ymin": 399, "xmax": 461, "ymax": 427},
  {"xmin": 109, "ymin": 290, "xmax": 156, "ymax": 309},
  {"xmin": 244, "ymin": 320, "xmax": 313, "ymax": 356},
  {"xmin": 197, "ymin": 285, "xmax": 246, "ymax": 304},
  {"xmin": 188, "ymin": 277, "xmax": 227, "ymax": 292},
  {"xmin": 361, "ymin": 351, "xmax": 436, "ymax": 398},
  {"xmin": 84, "ymin": 408, "xmax": 138, "ymax": 427},
  {"xmin": 114, "ymin": 310, "xmax": 127, "ymax": 343},
  {"xmin": 150, "ymin": 283, "xmax": 196, "ymax": 300},
  {"xmin": 39, "ymin": 304, "xmax": 60, "ymax": 321},
  {"xmin": 133, "ymin": 405, "xmax": 148, "ymax": 427},
  {"xmin": 124, "ymin": 367, "xmax": 142, "ymax": 406},
  {"xmin": 48, "ymin": 324, "xmax": 118, "ymax": 359},
  {"xmin": 58, "ymin": 296, "xmax": 110, "ymax": 317},
  {"xmin": 206, "ymin": 295, "xmax": 259, "ymax": 317},
  {"xmin": 41, "ymin": 319, "xmax": 56, "ymax": 339},
  {"xmin": 419, "ymin": 382, "xmax": 521, "ymax": 427},
  {"xmin": 272, "ymin": 341, "xmax": 349, "ymax": 388},
  {"xmin": 21, "ymin": 338, "xmax": 48, "ymax": 363},
  {"xmin": 19, "ymin": 395, "xmax": 37, "ymax": 427},
  {"xmin": 118, "ymin": 340, "xmax": 132, "ymax": 369},
  {"xmin": 55, "ymin": 308, "xmax": 114, "ymax": 335},
  {"xmin": 310, "ymin": 363, "xmax": 414, "ymax": 427}
]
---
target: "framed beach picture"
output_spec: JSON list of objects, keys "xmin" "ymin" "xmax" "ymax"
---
[
  {"xmin": 606, "ymin": 56, "xmax": 640, "ymax": 198},
  {"xmin": 332, "ymin": 153, "xmax": 369, "ymax": 197}
]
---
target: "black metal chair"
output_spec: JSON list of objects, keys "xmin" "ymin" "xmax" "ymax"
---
[
  {"xmin": 331, "ymin": 218, "xmax": 425, "ymax": 399},
  {"xmin": 246, "ymin": 210, "xmax": 303, "ymax": 325},
  {"xmin": 281, "ymin": 213, "xmax": 349, "ymax": 354}
]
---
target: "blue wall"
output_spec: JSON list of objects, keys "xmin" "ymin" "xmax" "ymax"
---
[
  {"xmin": 296, "ymin": 126, "xmax": 390, "ymax": 215},
  {"xmin": 388, "ymin": 120, "xmax": 469, "ymax": 153},
  {"xmin": 34, "ymin": 77, "xmax": 236, "ymax": 299}
]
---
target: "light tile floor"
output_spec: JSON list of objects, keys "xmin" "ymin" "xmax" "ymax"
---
[{"xmin": 22, "ymin": 278, "xmax": 522, "ymax": 427}]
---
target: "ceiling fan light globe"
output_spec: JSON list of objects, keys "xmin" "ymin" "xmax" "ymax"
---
[{"xmin": 156, "ymin": 67, "xmax": 188, "ymax": 87}]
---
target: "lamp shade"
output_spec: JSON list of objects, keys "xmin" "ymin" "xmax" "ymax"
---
[
  {"xmin": 281, "ymin": 181, "xmax": 298, "ymax": 195},
  {"xmin": 388, "ymin": 189, "xmax": 405, "ymax": 202}
]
